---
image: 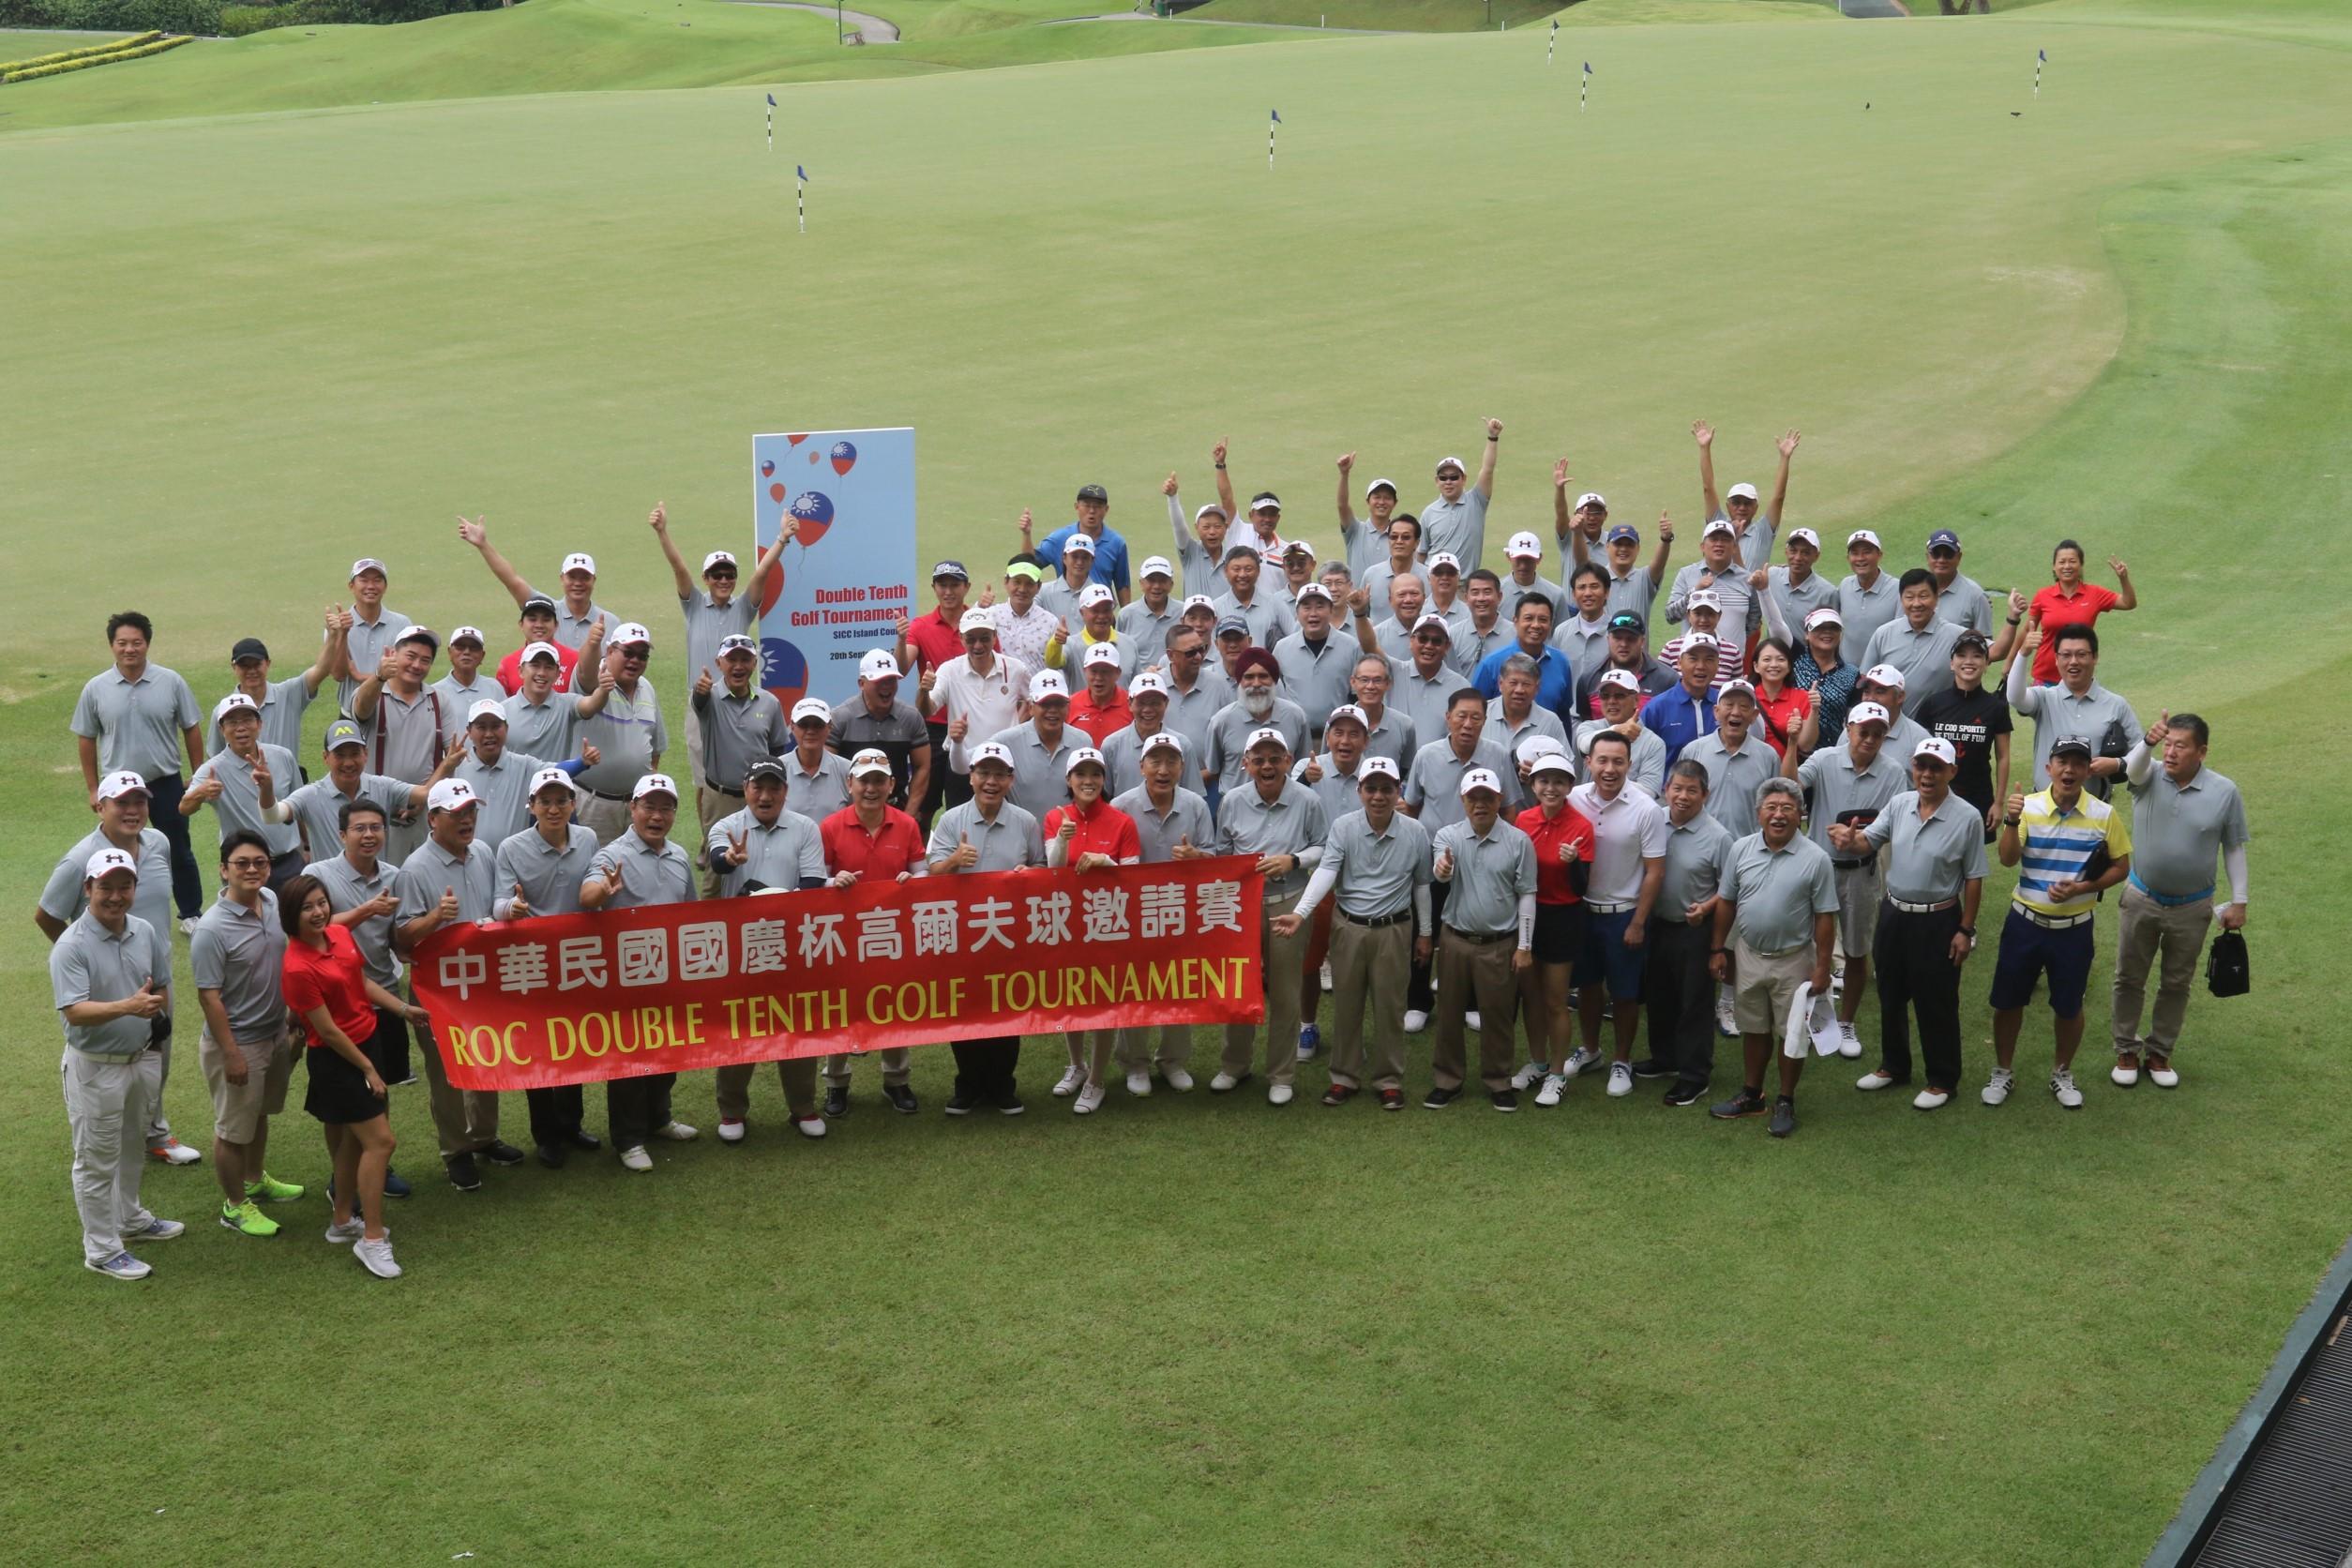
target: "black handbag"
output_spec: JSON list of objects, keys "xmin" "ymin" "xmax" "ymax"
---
[
  {"xmin": 2086, "ymin": 717, "xmax": 2133, "ymax": 802},
  {"xmin": 2207, "ymin": 929, "xmax": 2250, "ymax": 998}
]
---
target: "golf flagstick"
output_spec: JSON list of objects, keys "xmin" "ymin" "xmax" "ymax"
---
[
  {"xmin": 765, "ymin": 92, "xmax": 775, "ymax": 151},
  {"xmin": 1581, "ymin": 59, "xmax": 1591, "ymax": 111},
  {"xmin": 1268, "ymin": 108, "xmax": 1279, "ymax": 170},
  {"xmin": 1547, "ymin": 18, "xmax": 1556, "ymax": 64},
  {"xmin": 2034, "ymin": 47, "xmax": 2044, "ymax": 98},
  {"xmin": 796, "ymin": 165, "xmax": 807, "ymax": 233}
]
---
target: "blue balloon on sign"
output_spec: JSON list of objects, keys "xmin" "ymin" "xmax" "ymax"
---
[{"xmin": 829, "ymin": 441, "xmax": 857, "ymax": 477}]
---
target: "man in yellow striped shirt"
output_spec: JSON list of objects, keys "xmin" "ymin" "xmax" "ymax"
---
[{"xmin": 1984, "ymin": 736, "xmax": 2133, "ymax": 1108}]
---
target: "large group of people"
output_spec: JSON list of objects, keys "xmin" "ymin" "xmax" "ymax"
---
[{"xmin": 47, "ymin": 420, "xmax": 2251, "ymax": 1283}]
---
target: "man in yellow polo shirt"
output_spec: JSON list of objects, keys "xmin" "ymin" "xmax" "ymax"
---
[{"xmin": 1983, "ymin": 736, "xmax": 2132, "ymax": 1109}]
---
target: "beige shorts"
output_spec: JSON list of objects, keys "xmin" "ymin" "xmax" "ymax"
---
[
  {"xmin": 1731, "ymin": 937, "xmax": 1814, "ymax": 1036},
  {"xmin": 1833, "ymin": 861, "xmax": 1883, "ymax": 959},
  {"xmin": 200, "ymin": 1026, "xmax": 294, "ymax": 1143}
]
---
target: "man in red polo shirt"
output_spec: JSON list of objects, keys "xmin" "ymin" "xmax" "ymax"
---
[
  {"xmin": 896, "ymin": 561, "xmax": 974, "ymax": 832},
  {"xmin": 1044, "ymin": 748, "xmax": 1142, "ymax": 1114},
  {"xmin": 814, "ymin": 749, "xmax": 927, "ymax": 1115},
  {"xmin": 1067, "ymin": 642, "xmax": 1133, "ymax": 746}
]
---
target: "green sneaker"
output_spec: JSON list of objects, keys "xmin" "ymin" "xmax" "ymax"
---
[
  {"xmin": 219, "ymin": 1199, "xmax": 280, "ymax": 1238},
  {"xmin": 245, "ymin": 1171, "xmax": 305, "ymax": 1204}
]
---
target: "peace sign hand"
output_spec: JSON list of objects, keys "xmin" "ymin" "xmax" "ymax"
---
[{"xmin": 725, "ymin": 828, "xmax": 749, "ymax": 867}]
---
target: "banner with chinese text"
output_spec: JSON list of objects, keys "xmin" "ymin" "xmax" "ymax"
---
[{"xmin": 412, "ymin": 860, "xmax": 1265, "ymax": 1090}]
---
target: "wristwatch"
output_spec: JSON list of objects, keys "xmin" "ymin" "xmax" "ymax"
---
[{"xmin": 1957, "ymin": 926, "xmax": 1976, "ymax": 939}]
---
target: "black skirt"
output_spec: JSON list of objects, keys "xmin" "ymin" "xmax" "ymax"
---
[{"xmin": 305, "ymin": 1035, "xmax": 389, "ymax": 1126}]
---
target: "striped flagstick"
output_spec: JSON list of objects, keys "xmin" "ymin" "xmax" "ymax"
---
[
  {"xmin": 796, "ymin": 164, "xmax": 807, "ymax": 233},
  {"xmin": 2033, "ymin": 47, "xmax": 2044, "ymax": 98},
  {"xmin": 765, "ymin": 91, "xmax": 775, "ymax": 151},
  {"xmin": 1268, "ymin": 108, "xmax": 1280, "ymax": 170},
  {"xmin": 1547, "ymin": 18, "xmax": 1556, "ymax": 64},
  {"xmin": 1581, "ymin": 59, "xmax": 1591, "ymax": 111}
]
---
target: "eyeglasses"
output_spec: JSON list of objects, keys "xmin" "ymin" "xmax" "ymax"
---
[{"xmin": 224, "ymin": 856, "xmax": 272, "ymax": 871}]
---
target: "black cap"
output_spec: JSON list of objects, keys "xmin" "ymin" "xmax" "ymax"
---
[
  {"xmin": 231, "ymin": 637, "xmax": 269, "ymax": 663},
  {"xmin": 1952, "ymin": 629, "xmax": 1991, "ymax": 655},
  {"xmin": 1607, "ymin": 611, "xmax": 1646, "ymax": 634},
  {"xmin": 1075, "ymin": 484, "xmax": 1108, "ymax": 505},
  {"xmin": 520, "ymin": 594, "xmax": 559, "ymax": 617},
  {"xmin": 2048, "ymin": 735, "xmax": 2095, "ymax": 761},
  {"xmin": 745, "ymin": 759, "xmax": 789, "ymax": 784},
  {"xmin": 930, "ymin": 559, "xmax": 970, "ymax": 582}
]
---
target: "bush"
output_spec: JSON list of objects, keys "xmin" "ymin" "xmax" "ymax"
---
[
  {"xmin": 0, "ymin": 31, "xmax": 189, "ymax": 79},
  {"xmin": 221, "ymin": 0, "xmax": 510, "ymax": 34},
  {"xmin": 0, "ymin": 27, "xmax": 159, "ymax": 69},
  {"xmin": 0, "ymin": 0, "xmax": 223, "ymax": 33}
]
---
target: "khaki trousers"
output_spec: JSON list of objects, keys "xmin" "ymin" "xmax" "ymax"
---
[
  {"xmin": 822, "ymin": 1048, "xmax": 911, "ymax": 1087},
  {"xmin": 1326, "ymin": 914, "xmax": 1410, "ymax": 1091},
  {"xmin": 62, "ymin": 1050, "xmax": 157, "ymax": 1266},
  {"xmin": 716, "ymin": 1056, "xmax": 821, "ymax": 1120},
  {"xmin": 410, "ymin": 989, "xmax": 501, "ymax": 1160},
  {"xmin": 2110, "ymin": 884, "xmax": 2212, "ymax": 1058},
  {"xmin": 1222, "ymin": 891, "xmax": 1306, "ymax": 1088},
  {"xmin": 1432, "ymin": 927, "xmax": 1519, "ymax": 1093},
  {"xmin": 695, "ymin": 781, "xmax": 741, "ymax": 899},
  {"xmin": 575, "ymin": 792, "xmax": 633, "ymax": 845},
  {"xmin": 1116, "ymin": 1023, "xmax": 1194, "ymax": 1075}
]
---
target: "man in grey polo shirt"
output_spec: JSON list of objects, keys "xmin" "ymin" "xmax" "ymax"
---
[
  {"xmin": 1837, "ymin": 531, "xmax": 1900, "ymax": 668},
  {"xmin": 1345, "ymin": 654, "xmax": 1418, "ymax": 768},
  {"xmin": 52, "ymin": 848, "xmax": 179, "ymax": 1279},
  {"xmin": 1664, "ymin": 519, "xmax": 1760, "ymax": 669},
  {"xmin": 1277, "ymin": 756, "xmax": 1431, "ymax": 1109},
  {"xmin": 1861, "ymin": 569, "xmax": 1966, "ymax": 714},
  {"xmin": 429, "ymin": 626, "xmax": 503, "ymax": 714},
  {"xmin": 1926, "ymin": 529, "xmax": 1996, "ymax": 638},
  {"xmin": 1215, "ymin": 728, "xmax": 1328, "ymax": 1104},
  {"xmin": 37, "ymin": 771, "xmax": 193, "ymax": 1166},
  {"xmin": 1402, "ymin": 686, "xmax": 1516, "ymax": 1029},
  {"xmin": 704, "ymin": 761, "xmax": 835, "ymax": 1141},
  {"xmin": 831, "ymin": 648, "xmax": 932, "ymax": 814},
  {"xmin": 2109, "ymin": 711, "xmax": 2251, "ymax": 1088},
  {"xmin": 650, "ymin": 500, "xmax": 789, "ymax": 794},
  {"xmin": 394, "ymin": 778, "xmax": 515, "ymax": 1192},
  {"xmin": 452, "ymin": 699, "xmax": 591, "ymax": 846},
  {"xmin": 1274, "ymin": 582, "xmax": 1375, "ymax": 743},
  {"xmin": 1681, "ymin": 680, "xmax": 1778, "ymax": 842},
  {"xmin": 1706, "ymin": 777, "xmax": 1838, "ymax": 1138},
  {"xmin": 1421, "ymin": 423, "xmax": 1502, "ymax": 567},
  {"xmin": 690, "ymin": 635, "xmax": 791, "ymax": 888},
  {"xmin": 335, "ymin": 557, "xmax": 413, "ymax": 711},
  {"xmin": 573, "ymin": 622, "xmax": 668, "ymax": 841},
  {"xmin": 1857, "ymin": 737, "xmax": 1987, "ymax": 1108},
  {"xmin": 207, "ymin": 612, "xmax": 346, "ymax": 761},
  {"xmin": 190, "ymin": 831, "xmax": 300, "ymax": 1239},
  {"xmin": 1424, "ymin": 769, "xmax": 1537, "ymax": 1111},
  {"xmin": 580, "ymin": 774, "xmax": 701, "ymax": 1172},
  {"xmin": 2006, "ymin": 620, "xmax": 2138, "ymax": 792},
  {"xmin": 781, "ymin": 698, "xmax": 854, "ymax": 822},
  {"xmin": 1488, "ymin": 655, "xmax": 1569, "ymax": 758},
  {"xmin": 1794, "ymin": 702, "xmax": 1906, "ymax": 1058},
  {"xmin": 183, "ymin": 693, "xmax": 304, "ymax": 887},
  {"xmin": 1635, "ymin": 761, "xmax": 1737, "ymax": 1107},
  {"xmin": 282, "ymin": 716, "xmax": 443, "ymax": 867},
  {"xmin": 459, "ymin": 518, "xmax": 616, "ymax": 651},
  {"xmin": 352, "ymin": 625, "xmax": 454, "ymax": 864},
  {"xmin": 1750, "ymin": 528, "xmax": 1840, "ymax": 643},
  {"xmin": 1099, "ymin": 671, "xmax": 1179, "ymax": 800},
  {"xmin": 490, "ymin": 768, "xmax": 607, "ymax": 1167},
  {"xmin": 1213, "ymin": 545, "xmax": 1298, "ymax": 649},
  {"xmin": 927, "ymin": 743, "xmax": 1048, "ymax": 1113},
  {"xmin": 72, "ymin": 610, "xmax": 206, "ymax": 925},
  {"xmin": 1110, "ymin": 732, "xmax": 1218, "ymax": 1096},
  {"xmin": 503, "ymin": 641, "xmax": 611, "ymax": 761},
  {"xmin": 1395, "ymin": 616, "xmax": 1464, "ymax": 750},
  {"xmin": 986, "ymin": 670, "xmax": 1081, "ymax": 822},
  {"xmin": 1118, "ymin": 555, "xmax": 1183, "ymax": 669},
  {"xmin": 1156, "ymin": 627, "xmax": 1229, "ymax": 786}
]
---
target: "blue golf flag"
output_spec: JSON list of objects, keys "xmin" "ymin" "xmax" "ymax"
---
[
  {"xmin": 2037, "ymin": 48, "xmax": 2046, "ymax": 62},
  {"xmin": 797, "ymin": 165, "xmax": 807, "ymax": 180},
  {"xmin": 767, "ymin": 93, "xmax": 776, "ymax": 106},
  {"xmin": 1583, "ymin": 60, "xmax": 1591, "ymax": 73},
  {"xmin": 1271, "ymin": 109, "xmax": 1280, "ymax": 123}
]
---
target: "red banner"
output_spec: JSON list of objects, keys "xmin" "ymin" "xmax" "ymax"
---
[{"xmin": 411, "ymin": 858, "xmax": 1266, "ymax": 1090}]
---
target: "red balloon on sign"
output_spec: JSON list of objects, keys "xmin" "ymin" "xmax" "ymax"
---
[{"xmin": 768, "ymin": 482, "xmax": 787, "ymax": 504}]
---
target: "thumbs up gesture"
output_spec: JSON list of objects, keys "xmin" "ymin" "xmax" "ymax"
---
[
  {"xmin": 950, "ymin": 831, "xmax": 978, "ymax": 870},
  {"xmin": 948, "ymin": 714, "xmax": 969, "ymax": 743},
  {"xmin": 507, "ymin": 881, "xmax": 532, "ymax": 919},
  {"xmin": 435, "ymin": 885, "xmax": 460, "ymax": 923},
  {"xmin": 1171, "ymin": 834, "xmax": 1205, "ymax": 862},
  {"xmin": 1163, "ymin": 471, "xmax": 1180, "ymax": 498},
  {"xmin": 2144, "ymin": 710, "xmax": 2172, "ymax": 750},
  {"xmin": 1055, "ymin": 817, "xmax": 1078, "ymax": 844},
  {"xmin": 694, "ymin": 666, "xmax": 715, "ymax": 699},
  {"xmin": 1434, "ymin": 848, "xmax": 1455, "ymax": 882}
]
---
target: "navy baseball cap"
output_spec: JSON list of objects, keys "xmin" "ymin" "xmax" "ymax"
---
[
  {"xmin": 1928, "ymin": 529, "xmax": 1962, "ymax": 551},
  {"xmin": 1605, "ymin": 524, "xmax": 1639, "ymax": 545}
]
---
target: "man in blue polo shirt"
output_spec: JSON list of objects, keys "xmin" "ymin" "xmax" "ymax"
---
[
  {"xmin": 1642, "ymin": 636, "xmax": 1723, "ymax": 768},
  {"xmin": 1031, "ymin": 484, "xmax": 1130, "ymax": 603},
  {"xmin": 1470, "ymin": 594, "xmax": 1575, "ymax": 724}
]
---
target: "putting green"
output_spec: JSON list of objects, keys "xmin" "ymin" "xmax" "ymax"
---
[{"xmin": 2, "ymin": 3, "xmax": 2344, "ymax": 1561}]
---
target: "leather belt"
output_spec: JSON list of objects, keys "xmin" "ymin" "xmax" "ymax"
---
[
  {"xmin": 1832, "ymin": 859, "xmax": 1871, "ymax": 872},
  {"xmin": 589, "ymin": 789, "xmax": 631, "ymax": 802},
  {"xmin": 1444, "ymin": 926, "xmax": 1512, "ymax": 945},
  {"xmin": 711, "ymin": 785, "xmax": 746, "ymax": 798},
  {"xmin": 1886, "ymin": 897, "xmax": 1957, "ymax": 915},
  {"xmin": 1585, "ymin": 899, "xmax": 1636, "ymax": 914},
  {"xmin": 2011, "ymin": 903, "xmax": 2093, "ymax": 930},
  {"xmin": 1339, "ymin": 908, "xmax": 1412, "ymax": 929}
]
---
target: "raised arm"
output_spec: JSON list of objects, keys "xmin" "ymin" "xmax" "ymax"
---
[
  {"xmin": 1750, "ymin": 566, "xmax": 1792, "ymax": 643},
  {"xmin": 1693, "ymin": 420, "xmax": 1721, "ymax": 518},
  {"xmin": 1212, "ymin": 438, "xmax": 1238, "ymax": 525},
  {"xmin": 456, "ymin": 515, "xmax": 534, "ymax": 611},
  {"xmin": 1767, "ymin": 430, "xmax": 1799, "ymax": 521},
  {"xmin": 350, "ymin": 646, "xmax": 395, "ymax": 722},
  {"xmin": 1335, "ymin": 451, "xmax": 1359, "ymax": 531},
  {"xmin": 1649, "ymin": 514, "xmax": 1676, "ymax": 583},
  {"xmin": 1475, "ymin": 418, "xmax": 1501, "ymax": 500},
  {"xmin": 570, "ymin": 646, "xmax": 616, "ymax": 718},
  {"xmin": 744, "ymin": 513, "xmax": 793, "ymax": 605},
  {"xmin": 649, "ymin": 503, "xmax": 694, "ymax": 599},
  {"xmin": 304, "ymin": 604, "xmax": 351, "ymax": 699},
  {"xmin": 1554, "ymin": 460, "xmax": 1583, "ymax": 557},
  {"xmin": 2108, "ymin": 555, "xmax": 2138, "ymax": 611},
  {"xmin": 1164, "ymin": 473, "xmax": 1190, "ymax": 557}
]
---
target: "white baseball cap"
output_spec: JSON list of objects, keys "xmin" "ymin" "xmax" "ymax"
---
[
  {"xmin": 1061, "ymin": 533, "xmax": 1097, "ymax": 556},
  {"xmin": 562, "ymin": 551, "xmax": 597, "ymax": 576},
  {"xmin": 1726, "ymin": 482, "xmax": 1760, "ymax": 503},
  {"xmin": 1412, "ymin": 611, "xmax": 1453, "ymax": 635},
  {"xmin": 1139, "ymin": 555, "xmax": 1175, "ymax": 580},
  {"xmin": 1325, "ymin": 703, "xmax": 1369, "ymax": 731},
  {"xmin": 847, "ymin": 750, "xmax": 894, "ymax": 780},
  {"xmin": 1863, "ymin": 663, "xmax": 1907, "ymax": 689},
  {"xmin": 1802, "ymin": 606, "xmax": 1844, "ymax": 631},
  {"xmin": 349, "ymin": 557, "xmax": 388, "ymax": 579},
  {"xmin": 1435, "ymin": 455, "xmax": 1468, "ymax": 476},
  {"xmin": 530, "ymin": 765, "xmax": 574, "ymax": 794},
  {"xmin": 1181, "ymin": 595, "xmax": 1218, "ymax": 616},
  {"xmin": 1716, "ymin": 679, "xmax": 1758, "ymax": 701},
  {"xmin": 1030, "ymin": 670, "xmax": 1070, "ymax": 701},
  {"xmin": 1687, "ymin": 589, "xmax": 1723, "ymax": 613},
  {"xmin": 1680, "ymin": 632, "xmax": 1721, "ymax": 654},
  {"xmin": 1702, "ymin": 518, "xmax": 1738, "ymax": 538},
  {"xmin": 1787, "ymin": 527, "xmax": 1821, "ymax": 550},
  {"xmin": 1130, "ymin": 670, "xmax": 1169, "ymax": 698},
  {"xmin": 968, "ymin": 742, "xmax": 1015, "ymax": 771},
  {"xmin": 1081, "ymin": 641, "xmax": 1123, "ymax": 670},
  {"xmin": 1064, "ymin": 746, "xmax": 1108, "ymax": 776},
  {"xmin": 213, "ymin": 692, "xmax": 261, "ymax": 723},
  {"xmin": 1912, "ymin": 736, "xmax": 1957, "ymax": 766},
  {"xmin": 427, "ymin": 778, "xmax": 479, "ymax": 813},
  {"xmin": 1505, "ymin": 532, "xmax": 1544, "ymax": 560},
  {"xmin": 1364, "ymin": 477, "xmax": 1398, "ymax": 500},
  {"xmin": 96, "ymin": 770, "xmax": 149, "ymax": 802},
  {"xmin": 1294, "ymin": 581, "xmax": 1334, "ymax": 605},
  {"xmin": 859, "ymin": 649, "xmax": 901, "ymax": 681},
  {"xmin": 1575, "ymin": 492, "xmax": 1606, "ymax": 510},
  {"xmin": 1139, "ymin": 731, "xmax": 1187, "ymax": 758},
  {"xmin": 466, "ymin": 699, "xmax": 507, "ymax": 726},
  {"xmin": 1078, "ymin": 583, "xmax": 1118, "ymax": 611},
  {"xmin": 1515, "ymin": 734, "xmax": 1566, "ymax": 768},
  {"xmin": 85, "ymin": 847, "xmax": 139, "ymax": 882},
  {"xmin": 610, "ymin": 622, "xmax": 652, "ymax": 648},
  {"xmin": 1530, "ymin": 749, "xmax": 1576, "ymax": 777},
  {"xmin": 959, "ymin": 609, "xmax": 997, "ymax": 636},
  {"xmin": 448, "ymin": 625, "xmax": 486, "ymax": 647},
  {"xmin": 701, "ymin": 550, "xmax": 738, "ymax": 573},
  {"xmin": 1427, "ymin": 551, "xmax": 1462, "ymax": 574},
  {"xmin": 717, "ymin": 633, "xmax": 759, "ymax": 657},
  {"xmin": 521, "ymin": 641, "xmax": 562, "ymax": 664},
  {"xmin": 1195, "ymin": 504, "xmax": 1228, "ymax": 522},
  {"xmin": 1358, "ymin": 754, "xmax": 1401, "ymax": 783},
  {"xmin": 1847, "ymin": 530, "xmax": 1883, "ymax": 550},
  {"xmin": 791, "ymin": 697, "xmax": 832, "ymax": 726},
  {"xmin": 1596, "ymin": 668, "xmax": 1641, "ymax": 695},
  {"xmin": 632, "ymin": 772, "xmax": 681, "ymax": 800},
  {"xmin": 1848, "ymin": 702, "xmax": 1892, "ymax": 729},
  {"xmin": 1285, "ymin": 538, "xmax": 1317, "ymax": 561},
  {"xmin": 1458, "ymin": 767, "xmax": 1504, "ymax": 796},
  {"xmin": 1244, "ymin": 726, "xmax": 1290, "ymax": 753}
]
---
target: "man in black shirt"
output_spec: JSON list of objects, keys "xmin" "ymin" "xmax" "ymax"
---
[{"xmin": 1914, "ymin": 630, "xmax": 2011, "ymax": 839}]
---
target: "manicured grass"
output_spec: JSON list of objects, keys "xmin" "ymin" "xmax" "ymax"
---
[
  {"xmin": 1187, "ymin": 0, "xmax": 1567, "ymax": 30},
  {"xmin": 1, "ymin": 2, "xmax": 2344, "ymax": 1561}
]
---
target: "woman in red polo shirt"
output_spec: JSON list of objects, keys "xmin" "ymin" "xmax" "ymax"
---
[
  {"xmin": 2028, "ymin": 540, "xmax": 2135, "ymax": 685},
  {"xmin": 1750, "ymin": 638, "xmax": 1817, "ymax": 761},
  {"xmin": 280, "ymin": 874, "xmax": 415, "ymax": 1280},
  {"xmin": 1512, "ymin": 749, "xmax": 1594, "ymax": 1104},
  {"xmin": 1044, "ymin": 749, "xmax": 1142, "ymax": 1116}
]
